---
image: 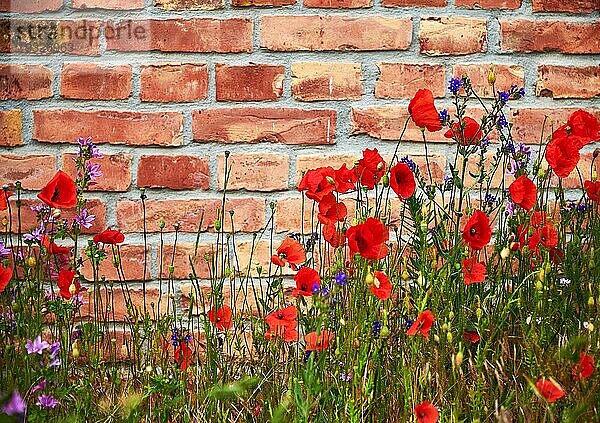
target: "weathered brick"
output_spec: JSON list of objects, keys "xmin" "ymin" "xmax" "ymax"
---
[
  {"xmin": 0, "ymin": 0, "xmax": 62, "ymax": 12},
  {"xmin": 80, "ymin": 245, "xmax": 148, "ymax": 282},
  {"xmin": 260, "ymin": 15, "xmax": 412, "ymax": 51},
  {"xmin": 33, "ymin": 110, "xmax": 184, "ymax": 146},
  {"xmin": 296, "ymin": 154, "xmax": 358, "ymax": 185},
  {"xmin": 304, "ymin": 0, "xmax": 372, "ymax": 7},
  {"xmin": 116, "ymin": 198, "xmax": 265, "ymax": 233},
  {"xmin": 0, "ymin": 20, "xmax": 102, "ymax": 55},
  {"xmin": 275, "ymin": 196, "xmax": 317, "ymax": 233},
  {"xmin": 510, "ymin": 108, "xmax": 600, "ymax": 144},
  {"xmin": 215, "ymin": 64, "xmax": 284, "ymax": 102},
  {"xmin": 420, "ymin": 17, "xmax": 487, "ymax": 56},
  {"xmin": 192, "ymin": 108, "xmax": 336, "ymax": 145},
  {"xmin": 232, "ymin": 0, "xmax": 294, "ymax": 4},
  {"xmin": 105, "ymin": 19, "xmax": 252, "ymax": 53},
  {"xmin": 160, "ymin": 243, "xmax": 216, "ymax": 279},
  {"xmin": 72, "ymin": 0, "xmax": 145, "ymax": 9},
  {"xmin": 0, "ymin": 64, "xmax": 52, "ymax": 100},
  {"xmin": 500, "ymin": 20, "xmax": 600, "ymax": 54},
  {"xmin": 547, "ymin": 152, "xmax": 600, "ymax": 189},
  {"xmin": 80, "ymin": 288, "xmax": 169, "ymax": 322},
  {"xmin": 0, "ymin": 155, "xmax": 56, "ymax": 190},
  {"xmin": 452, "ymin": 64, "xmax": 524, "ymax": 98},
  {"xmin": 218, "ymin": 153, "xmax": 289, "ymax": 191},
  {"xmin": 0, "ymin": 110, "xmax": 22, "ymax": 146},
  {"xmin": 456, "ymin": 0, "xmax": 521, "ymax": 8},
  {"xmin": 138, "ymin": 155, "xmax": 210, "ymax": 190},
  {"xmin": 383, "ymin": 0, "xmax": 445, "ymax": 5},
  {"xmin": 62, "ymin": 153, "xmax": 132, "ymax": 192},
  {"xmin": 532, "ymin": 0, "xmax": 599, "ymax": 12},
  {"xmin": 291, "ymin": 62, "xmax": 362, "ymax": 101},
  {"xmin": 536, "ymin": 66, "xmax": 600, "ymax": 99},
  {"xmin": 61, "ymin": 63, "xmax": 131, "ymax": 100},
  {"xmin": 375, "ymin": 63, "xmax": 445, "ymax": 99},
  {"xmin": 140, "ymin": 63, "xmax": 208, "ymax": 102},
  {"xmin": 153, "ymin": 0, "xmax": 223, "ymax": 9}
]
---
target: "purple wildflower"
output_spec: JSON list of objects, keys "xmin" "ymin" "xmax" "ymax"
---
[
  {"xmin": 334, "ymin": 270, "xmax": 347, "ymax": 286},
  {"xmin": 25, "ymin": 336, "xmax": 49, "ymax": 355},
  {"xmin": 86, "ymin": 162, "xmax": 102, "ymax": 183},
  {"xmin": 439, "ymin": 109, "xmax": 449, "ymax": 124},
  {"xmin": 1, "ymin": 390, "xmax": 26, "ymax": 415},
  {"xmin": 496, "ymin": 115, "xmax": 508, "ymax": 127},
  {"xmin": 36, "ymin": 394, "xmax": 59, "ymax": 409},
  {"xmin": 311, "ymin": 283, "xmax": 320, "ymax": 295},
  {"xmin": 372, "ymin": 321, "xmax": 382, "ymax": 336},
  {"xmin": 75, "ymin": 209, "xmax": 95, "ymax": 229},
  {"xmin": 32, "ymin": 380, "xmax": 46, "ymax": 393},
  {"xmin": 498, "ymin": 91, "xmax": 510, "ymax": 102},
  {"xmin": 77, "ymin": 137, "xmax": 102, "ymax": 159},
  {"xmin": 400, "ymin": 156, "xmax": 417, "ymax": 172},
  {"xmin": 340, "ymin": 373, "xmax": 352, "ymax": 382},
  {"xmin": 0, "ymin": 242, "xmax": 10, "ymax": 258},
  {"xmin": 448, "ymin": 77, "xmax": 462, "ymax": 94},
  {"xmin": 23, "ymin": 224, "xmax": 44, "ymax": 243}
]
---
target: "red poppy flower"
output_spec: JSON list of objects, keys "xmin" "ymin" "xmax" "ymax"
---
[
  {"xmin": 322, "ymin": 223, "xmax": 345, "ymax": 248},
  {"xmin": 298, "ymin": 167, "xmax": 336, "ymax": 203},
  {"xmin": 537, "ymin": 224, "xmax": 558, "ymax": 250},
  {"xmin": 462, "ymin": 210, "xmax": 491, "ymax": 250},
  {"xmin": 305, "ymin": 330, "xmax": 334, "ymax": 351},
  {"xmin": 356, "ymin": 149, "xmax": 386, "ymax": 190},
  {"xmin": 293, "ymin": 267, "xmax": 320, "ymax": 297},
  {"xmin": 334, "ymin": 163, "xmax": 358, "ymax": 193},
  {"xmin": 0, "ymin": 190, "xmax": 14, "ymax": 211},
  {"xmin": 444, "ymin": 117, "xmax": 483, "ymax": 146},
  {"xmin": 318, "ymin": 194, "xmax": 347, "ymax": 225},
  {"xmin": 546, "ymin": 134, "xmax": 580, "ymax": 178},
  {"xmin": 174, "ymin": 340, "xmax": 192, "ymax": 371},
  {"xmin": 408, "ymin": 89, "xmax": 442, "ymax": 132},
  {"xmin": 37, "ymin": 170, "xmax": 77, "ymax": 209},
  {"xmin": 462, "ymin": 257, "xmax": 486, "ymax": 285},
  {"xmin": 0, "ymin": 263, "xmax": 13, "ymax": 294},
  {"xmin": 509, "ymin": 175, "xmax": 537, "ymax": 211},
  {"xmin": 40, "ymin": 235, "xmax": 71, "ymax": 256},
  {"xmin": 536, "ymin": 377, "xmax": 565, "ymax": 403},
  {"xmin": 265, "ymin": 306, "xmax": 299, "ymax": 342},
  {"xmin": 463, "ymin": 330, "xmax": 480, "ymax": 343},
  {"xmin": 406, "ymin": 310, "xmax": 435, "ymax": 337},
  {"xmin": 563, "ymin": 109, "xmax": 600, "ymax": 148},
  {"xmin": 584, "ymin": 180, "xmax": 600, "ymax": 203},
  {"xmin": 346, "ymin": 217, "xmax": 389, "ymax": 260},
  {"xmin": 271, "ymin": 237, "xmax": 306, "ymax": 270},
  {"xmin": 208, "ymin": 305, "xmax": 233, "ymax": 331},
  {"xmin": 57, "ymin": 269, "xmax": 81, "ymax": 300},
  {"xmin": 389, "ymin": 163, "xmax": 416, "ymax": 200},
  {"xmin": 572, "ymin": 353, "xmax": 595, "ymax": 381},
  {"xmin": 369, "ymin": 270, "xmax": 392, "ymax": 300},
  {"xmin": 414, "ymin": 401, "xmax": 439, "ymax": 423},
  {"xmin": 93, "ymin": 228, "xmax": 125, "ymax": 245}
]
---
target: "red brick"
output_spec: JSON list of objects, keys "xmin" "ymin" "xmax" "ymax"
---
[
  {"xmin": 0, "ymin": 64, "xmax": 52, "ymax": 100},
  {"xmin": 452, "ymin": 64, "xmax": 524, "ymax": 98},
  {"xmin": 105, "ymin": 19, "xmax": 252, "ymax": 53},
  {"xmin": 153, "ymin": 0, "xmax": 223, "ymax": 9},
  {"xmin": 62, "ymin": 153, "xmax": 132, "ymax": 192},
  {"xmin": 215, "ymin": 64, "xmax": 284, "ymax": 102},
  {"xmin": 1, "ymin": 198, "xmax": 106, "ymax": 234},
  {"xmin": 33, "ymin": 110, "xmax": 184, "ymax": 146},
  {"xmin": 0, "ymin": 20, "xmax": 101, "ymax": 55},
  {"xmin": 192, "ymin": 108, "xmax": 336, "ymax": 145},
  {"xmin": 456, "ymin": 0, "xmax": 521, "ymax": 8},
  {"xmin": 140, "ymin": 63, "xmax": 208, "ymax": 102},
  {"xmin": 295, "ymin": 154, "xmax": 358, "ymax": 184},
  {"xmin": 0, "ymin": 155, "xmax": 56, "ymax": 190},
  {"xmin": 375, "ymin": 63, "xmax": 445, "ymax": 99},
  {"xmin": 500, "ymin": 20, "xmax": 600, "ymax": 54},
  {"xmin": 0, "ymin": 0, "xmax": 62, "ymax": 12},
  {"xmin": 218, "ymin": 153, "xmax": 289, "ymax": 191},
  {"xmin": 383, "ymin": 0, "xmax": 445, "ymax": 5},
  {"xmin": 61, "ymin": 63, "xmax": 131, "ymax": 100},
  {"xmin": 532, "ymin": 0, "xmax": 599, "ymax": 12},
  {"xmin": 260, "ymin": 15, "xmax": 412, "ymax": 51},
  {"xmin": 80, "ymin": 288, "xmax": 168, "ymax": 322},
  {"xmin": 116, "ymin": 198, "xmax": 265, "ymax": 233},
  {"xmin": 291, "ymin": 62, "xmax": 362, "ymax": 101},
  {"xmin": 510, "ymin": 108, "xmax": 600, "ymax": 144},
  {"xmin": 536, "ymin": 66, "xmax": 600, "ymax": 99},
  {"xmin": 0, "ymin": 110, "xmax": 22, "ymax": 146},
  {"xmin": 232, "ymin": 0, "xmax": 294, "ymax": 4},
  {"xmin": 304, "ymin": 0, "xmax": 371, "ymax": 7},
  {"xmin": 80, "ymin": 245, "xmax": 148, "ymax": 281},
  {"xmin": 72, "ymin": 0, "xmax": 144, "ymax": 9},
  {"xmin": 420, "ymin": 17, "xmax": 487, "ymax": 56},
  {"xmin": 160, "ymin": 243, "xmax": 216, "ymax": 279},
  {"xmin": 546, "ymin": 152, "xmax": 600, "ymax": 189},
  {"xmin": 137, "ymin": 155, "xmax": 210, "ymax": 190}
]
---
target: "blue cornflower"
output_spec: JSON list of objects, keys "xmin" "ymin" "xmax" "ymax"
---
[
  {"xmin": 439, "ymin": 109, "xmax": 449, "ymax": 124},
  {"xmin": 497, "ymin": 115, "xmax": 508, "ymax": 127},
  {"xmin": 321, "ymin": 287, "xmax": 330, "ymax": 297},
  {"xmin": 448, "ymin": 77, "xmax": 462, "ymax": 94},
  {"xmin": 311, "ymin": 283, "xmax": 320, "ymax": 295},
  {"xmin": 334, "ymin": 270, "xmax": 347, "ymax": 286},
  {"xmin": 498, "ymin": 91, "xmax": 510, "ymax": 102},
  {"xmin": 400, "ymin": 156, "xmax": 416, "ymax": 172},
  {"xmin": 372, "ymin": 321, "xmax": 382, "ymax": 336}
]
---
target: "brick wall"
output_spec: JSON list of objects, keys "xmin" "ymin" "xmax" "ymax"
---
[{"xmin": 0, "ymin": 0, "xmax": 599, "ymax": 317}]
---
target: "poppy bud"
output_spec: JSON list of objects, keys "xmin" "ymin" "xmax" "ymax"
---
[
  {"xmin": 214, "ymin": 219, "xmax": 221, "ymax": 231},
  {"xmin": 72, "ymin": 347, "xmax": 80, "ymax": 358},
  {"xmin": 441, "ymin": 323, "xmax": 448, "ymax": 331},
  {"xmin": 168, "ymin": 265, "xmax": 175, "ymax": 275},
  {"xmin": 454, "ymin": 350, "xmax": 464, "ymax": 367},
  {"xmin": 434, "ymin": 335, "xmax": 440, "ymax": 342},
  {"xmin": 382, "ymin": 174, "xmax": 389, "ymax": 187},
  {"xmin": 340, "ymin": 318, "xmax": 346, "ymax": 326},
  {"xmin": 536, "ymin": 167, "xmax": 546, "ymax": 179},
  {"xmin": 326, "ymin": 176, "xmax": 335, "ymax": 185},
  {"xmin": 586, "ymin": 322, "xmax": 594, "ymax": 332},
  {"xmin": 380, "ymin": 326, "xmax": 390, "ymax": 338},
  {"xmin": 535, "ymin": 280, "xmax": 543, "ymax": 291},
  {"xmin": 146, "ymin": 365, "xmax": 152, "ymax": 373},
  {"xmin": 588, "ymin": 297, "xmax": 595, "ymax": 307},
  {"xmin": 448, "ymin": 311, "xmax": 455, "ymax": 320},
  {"xmin": 500, "ymin": 247, "xmax": 510, "ymax": 259},
  {"xmin": 476, "ymin": 308, "xmax": 483, "ymax": 320},
  {"xmin": 446, "ymin": 332, "xmax": 453, "ymax": 342},
  {"xmin": 69, "ymin": 283, "xmax": 77, "ymax": 295},
  {"xmin": 417, "ymin": 272, "xmax": 424, "ymax": 285},
  {"xmin": 365, "ymin": 272, "xmax": 374, "ymax": 286},
  {"xmin": 159, "ymin": 220, "xmax": 165, "ymax": 229},
  {"xmin": 401, "ymin": 269, "xmax": 409, "ymax": 281},
  {"xmin": 52, "ymin": 209, "xmax": 61, "ymax": 219},
  {"xmin": 487, "ymin": 66, "xmax": 496, "ymax": 86},
  {"xmin": 377, "ymin": 161, "xmax": 385, "ymax": 172},
  {"xmin": 538, "ymin": 268, "xmax": 545, "ymax": 282},
  {"xmin": 26, "ymin": 256, "xmax": 36, "ymax": 267}
]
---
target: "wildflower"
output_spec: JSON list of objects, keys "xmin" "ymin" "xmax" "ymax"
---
[
  {"xmin": 340, "ymin": 373, "xmax": 352, "ymax": 382},
  {"xmin": 498, "ymin": 91, "xmax": 509, "ymax": 102},
  {"xmin": 24, "ymin": 224, "xmax": 45, "ymax": 243},
  {"xmin": 0, "ymin": 263, "xmax": 12, "ymax": 294},
  {"xmin": 406, "ymin": 310, "xmax": 435, "ymax": 337},
  {"xmin": 37, "ymin": 170, "xmax": 78, "ymax": 209},
  {"xmin": 334, "ymin": 270, "xmax": 348, "ymax": 286},
  {"xmin": 333, "ymin": 163, "xmax": 358, "ymax": 193},
  {"xmin": 536, "ymin": 377, "xmax": 565, "ymax": 403},
  {"xmin": 346, "ymin": 218, "xmax": 389, "ymax": 260},
  {"xmin": 509, "ymin": 175, "xmax": 537, "ymax": 211},
  {"xmin": 572, "ymin": 353, "xmax": 595, "ymax": 381},
  {"xmin": 293, "ymin": 267, "xmax": 320, "ymax": 297},
  {"xmin": 208, "ymin": 305, "xmax": 233, "ymax": 331},
  {"xmin": 57, "ymin": 269, "xmax": 81, "ymax": 300},
  {"xmin": 322, "ymin": 223, "xmax": 345, "ymax": 248},
  {"xmin": 483, "ymin": 194, "xmax": 497, "ymax": 209},
  {"xmin": 32, "ymin": 380, "xmax": 46, "ymax": 393},
  {"xmin": 444, "ymin": 117, "xmax": 483, "ymax": 146},
  {"xmin": 75, "ymin": 208, "xmax": 95, "ymax": 229},
  {"xmin": 462, "ymin": 210, "xmax": 492, "ymax": 250},
  {"xmin": 174, "ymin": 340, "xmax": 192, "ymax": 371},
  {"xmin": 438, "ymin": 109, "xmax": 449, "ymax": 125},
  {"xmin": 1, "ymin": 390, "xmax": 26, "ymax": 416},
  {"xmin": 368, "ymin": 271, "xmax": 392, "ymax": 300},
  {"xmin": 0, "ymin": 242, "xmax": 10, "ymax": 258},
  {"xmin": 25, "ymin": 336, "xmax": 49, "ymax": 355},
  {"xmin": 553, "ymin": 110, "xmax": 600, "ymax": 149},
  {"xmin": 271, "ymin": 237, "xmax": 306, "ymax": 270},
  {"xmin": 584, "ymin": 181, "xmax": 600, "ymax": 202},
  {"xmin": 414, "ymin": 401, "xmax": 439, "ymax": 423},
  {"xmin": 372, "ymin": 321, "xmax": 382, "ymax": 336},
  {"xmin": 389, "ymin": 163, "xmax": 416, "ymax": 200},
  {"xmin": 77, "ymin": 136, "xmax": 102, "ymax": 159},
  {"xmin": 265, "ymin": 306, "xmax": 299, "ymax": 342},
  {"xmin": 356, "ymin": 148, "xmax": 386, "ymax": 190},
  {"xmin": 37, "ymin": 394, "xmax": 59, "ymax": 409},
  {"xmin": 463, "ymin": 331, "xmax": 481, "ymax": 343},
  {"xmin": 317, "ymin": 194, "xmax": 348, "ymax": 225},
  {"xmin": 305, "ymin": 330, "xmax": 334, "ymax": 351},
  {"xmin": 298, "ymin": 167, "xmax": 336, "ymax": 202},
  {"xmin": 41, "ymin": 235, "xmax": 71, "ymax": 256},
  {"xmin": 448, "ymin": 77, "xmax": 462, "ymax": 94},
  {"xmin": 408, "ymin": 89, "xmax": 442, "ymax": 132},
  {"xmin": 93, "ymin": 228, "xmax": 125, "ymax": 245},
  {"xmin": 0, "ymin": 190, "xmax": 13, "ymax": 211},
  {"xmin": 85, "ymin": 162, "xmax": 102, "ymax": 183},
  {"xmin": 496, "ymin": 115, "xmax": 508, "ymax": 127},
  {"xmin": 462, "ymin": 257, "xmax": 486, "ymax": 285},
  {"xmin": 546, "ymin": 133, "xmax": 581, "ymax": 178}
]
